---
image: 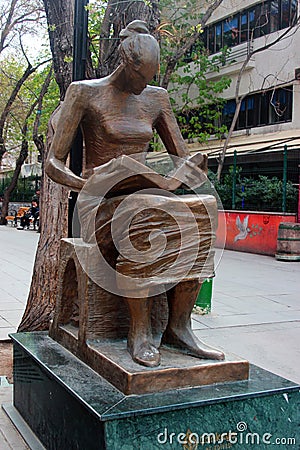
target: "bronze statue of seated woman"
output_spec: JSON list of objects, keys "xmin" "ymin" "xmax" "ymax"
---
[{"xmin": 46, "ymin": 20, "xmax": 224, "ymax": 367}]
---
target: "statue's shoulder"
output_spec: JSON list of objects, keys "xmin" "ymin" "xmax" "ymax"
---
[
  {"xmin": 147, "ymin": 85, "xmax": 167, "ymax": 94},
  {"xmin": 70, "ymin": 78, "xmax": 109, "ymax": 91},
  {"xmin": 146, "ymin": 85, "xmax": 169, "ymax": 100}
]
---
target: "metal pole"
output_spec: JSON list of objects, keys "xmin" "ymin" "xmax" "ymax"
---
[
  {"xmin": 23, "ymin": 176, "xmax": 26, "ymax": 202},
  {"xmin": 297, "ymin": 164, "xmax": 300, "ymax": 223},
  {"xmin": 282, "ymin": 145, "xmax": 288, "ymax": 213},
  {"xmin": 232, "ymin": 150, "xmax": 237, "ymax": 210},
  {"xmin": 68, "ymin": 0, "xmax": 89, "ymax": 237},
  {"xmin": 241, "ymin": 184, "xmax": 245, "ymax": 209}
]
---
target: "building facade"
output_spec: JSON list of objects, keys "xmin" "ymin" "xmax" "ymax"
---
[{"xmin": 185, "ymin": 0, "xmax": 300, "ymax": 180}]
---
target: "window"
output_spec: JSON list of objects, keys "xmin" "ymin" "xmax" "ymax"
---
[
  {"xmin": 281, "ymin": 0, "xmax": 290, "ymax": 28},
  {"xmin": 177, "ymin": 104, "xmax": 225, "ymax": 139},
  {"xmin": 246, "ymin": 97, "xmax": 255, "ymax": 127},
  {"xmin": 223, "ymin": 100, "xmax": 236, "ymax": 128},
  {"xmin": 239, "ymin": 99, "xmax": 247, "ymax": 128},
  {"xmin": 208, "ymin": 26, "xmax": 215, "ymax": 54},
  {"xmin": 259, "ymin": 93, "xmax": 269, "ymax": 125},
  {"xmin": 291, "ymin": 0, "xmax": 298, "ymax": 24},
  {"xmin": 229, "ymin": 97, "xmax": 256, "ymax": 129},
  {"xmin": 204, "ymin": 0, "xmax": 298, "ymax": 55},
  {"xmin": 223, "ymin": 15, "xmax": 239, "ymax": 47},
  {"xmin": 215, "ymin": 24, "xmax": 222, "ymax": 52},
  {"xmin": 270, "ymin": 1, "xmax": 280, "ymax": 32},
  {"xmin": 269, "ymin": 87, "xmax": 293, "ymax": 122},
  {"xmin": 222, "ymin": 86, "xmax": 293, "ymax": 130},
  {"xmin": 255, "ymin": 2, "xmax": 270, "ymax": 37},
  {"xmin": 248, "ymin": 8, "xmax": 257, "ymax": 39},
  {"xmin": 240, "ymin": 13, "xmax": 249, "ymax": 42}
]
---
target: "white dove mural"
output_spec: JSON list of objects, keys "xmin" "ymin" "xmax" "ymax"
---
[{"xmin": 234, "ymin": 215, "xmax": 250, "ymax": 242}]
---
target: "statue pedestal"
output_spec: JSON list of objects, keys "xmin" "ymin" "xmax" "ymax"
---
[
  {"xmin": 6, "ymin": 332, "xmax": 299, "ymax": 450},
  {"xmin": 51, "ymin": 237, "xmax": 248, "ymax": 394},
  {"xmin": 83, "ymin": 338, "xmax": 248, "ymax": 394}
]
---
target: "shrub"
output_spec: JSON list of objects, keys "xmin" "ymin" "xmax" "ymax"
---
[{"xmin": 209, "ymin": 169, "xmax": 298, "ymax": 213}]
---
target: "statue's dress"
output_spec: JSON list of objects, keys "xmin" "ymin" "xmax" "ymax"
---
[{"xmin": 77, "ymin": 155, "xmax": 217, "ymax": 296}]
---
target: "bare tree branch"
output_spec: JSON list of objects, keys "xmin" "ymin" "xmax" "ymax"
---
[
  {"xmin": 0, "ymin": 0, "xmax": 43, "ymax": 54},
  {"xmin": 0, "ymin": 57, "xmax": 51, "ymax": 163},
  {"xmin": 161, "ymin": 0, "xmax": 224, "ymax": 89},
  {"xmin": 96, "ymin": 0, "xmax": 160, "ymax": 78},
  {"xmin": 0, "ymin": 0, "xmax": 18, "ymax": 54},
  {"xmin": 33, "ymin": 65, "xmax": 53, "ymax": 157},
  {"xmin": 0, "ymin": 95, "xmax": 39, "ymax": 225}
]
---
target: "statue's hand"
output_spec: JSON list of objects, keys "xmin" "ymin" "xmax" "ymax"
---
[
  {"xmin": 167, "ymin": 153, "xmax": 208, "ymax": 190},
  {"xmin": 46, "ymin": 156, "xmax": 86, "ymax": 192}
]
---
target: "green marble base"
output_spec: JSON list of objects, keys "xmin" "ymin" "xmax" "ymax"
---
[{"xmin": 10, "ymin": 332, "xmax": 300, "ymax": 450}]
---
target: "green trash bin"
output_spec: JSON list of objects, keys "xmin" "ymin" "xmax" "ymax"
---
[{"xmin": 195, "ymin": 278, "xmax": 213, "ymax": 313}]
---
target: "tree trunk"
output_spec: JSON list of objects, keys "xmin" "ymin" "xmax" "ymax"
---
[
  {"xmin": 18, "ymin": 182, "xmax": 69, "ymax": 330},
  {"xmin": 18, "ymin": 0, "xmax": 74, "ymax": 331},
  {"xmin": 97, "ymin": 0, "xmax": 160, "ymax": 78},
  {"xmin": 19, "ymin": 107, "xmax": 69, "ymax": 331},
  {"xmin": 42, "ymin": 0, "xmax": 74, "ymax": 100}
]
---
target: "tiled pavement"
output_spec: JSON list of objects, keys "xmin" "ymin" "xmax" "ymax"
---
[
  {"xmin": 0, "ymin": 226, "xmax": 38, "ymax": 449},
  {"xmin": 0, "ymin": 226, "xmax": 38, "ymax": 340},
  {"xmin": 0, "ymin": 225, "xmax": 299, "ymax": 448},
  {"xmin": 193, "ymin": 249, "xmax": 300, "ymax": 384}
]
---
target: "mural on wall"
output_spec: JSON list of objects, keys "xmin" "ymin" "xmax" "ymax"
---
[
  {"xmin": 234, "ymin": 215, "xmax": 264, "ymax": 242},
  {"xmin": 234, "ymin": 215, "xmax": 249, "ymax": 242},
  {"xmin": 216, "ymin": 211, "xmax": 296, "ymax": 255}
]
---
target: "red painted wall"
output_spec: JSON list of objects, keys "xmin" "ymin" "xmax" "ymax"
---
[{"xmin": 216, "ymin": 211, "xmax": 297, "ymax": 256}]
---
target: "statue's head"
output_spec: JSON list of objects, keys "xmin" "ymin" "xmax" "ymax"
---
[{"xmin": 119, "ymin": 20, "xmax": 160, "ymax": 95}]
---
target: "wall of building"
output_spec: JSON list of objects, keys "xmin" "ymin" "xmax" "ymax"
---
[
  {"xmin": 176, "ymin": 0, "xmax": 300, "ymax": 138},
  {"xmin": 216, "ymin": 210, "xmax": 297, "ymax": 255}
]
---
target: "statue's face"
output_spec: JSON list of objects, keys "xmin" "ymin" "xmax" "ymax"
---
[{"xmin": 124, "ymin": 61, "xmax": 158, "ymax": 95}]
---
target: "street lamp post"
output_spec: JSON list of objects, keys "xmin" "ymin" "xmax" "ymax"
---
[{"xmin": 68, "ymin": 0, "xmax": 89, "ymax": 237}]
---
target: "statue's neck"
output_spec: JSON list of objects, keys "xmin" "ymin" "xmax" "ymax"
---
[{"xmin": 110, "ymin": 64, "xmax": 129, "ymax": 93}]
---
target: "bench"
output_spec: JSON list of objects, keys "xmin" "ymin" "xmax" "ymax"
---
[{"xmin": 6, "ymin": 207, "xmax": 30, "ymax": 227}]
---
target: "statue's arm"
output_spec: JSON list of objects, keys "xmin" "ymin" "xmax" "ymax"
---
[{"xmin": 45, "ymin": 83, "xmax": 86, "ymax": 192}]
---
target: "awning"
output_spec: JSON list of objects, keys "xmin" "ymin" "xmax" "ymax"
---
[
  {"xmin": 147, "ymin": 130, "xmax": 300, "ymax": 165},
  {"xmin": 187, "ymin": 129, "xmax": 300, "ymax": 157}
]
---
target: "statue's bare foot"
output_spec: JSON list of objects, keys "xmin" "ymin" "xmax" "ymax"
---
[
  {"xmin": 128, "ymin": 341, "xmax": 161, "ymax": 367},
  {"xmin": 162, "ymin": 327, "xmax": 225, "ymax": 361}
]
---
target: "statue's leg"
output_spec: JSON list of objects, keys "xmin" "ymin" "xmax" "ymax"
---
[
  {"xmin": 162, "ymin": 280, "xmax": 225, "ymax": 360},
  {"xmin": 125, "ymin": 295, "xmax": 161, "ymax": 367}
]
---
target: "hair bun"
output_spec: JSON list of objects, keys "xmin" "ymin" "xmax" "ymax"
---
[{"xmin": 119, "ymin": 20, "xmax": 149, "ymax": 40}]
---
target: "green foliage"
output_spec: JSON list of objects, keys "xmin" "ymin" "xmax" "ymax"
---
[
  {"xmin": 0, "ymin": 174, "xmax": 40, "ymax": 202},
  {"xmin": 0, "ymin": 56, "xmax": 27, "ymax": 154},
  {"xmin": 87, "ymin": 0, "xmax": 109, "ymax": 69},
  {"xmin": 25, "ymin": 66, "xmax": 59, "ymax": 134},
  {"xmin": 209, "ymin": 168, "xmax": 298, "ymax": 213},
  {"xmin": 158, "ymin": 0, "xmax": 231, "ymax": 142},
  {"xmin": 1, "ymin": 56, "xmax": 58, "ymax": 160}
]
